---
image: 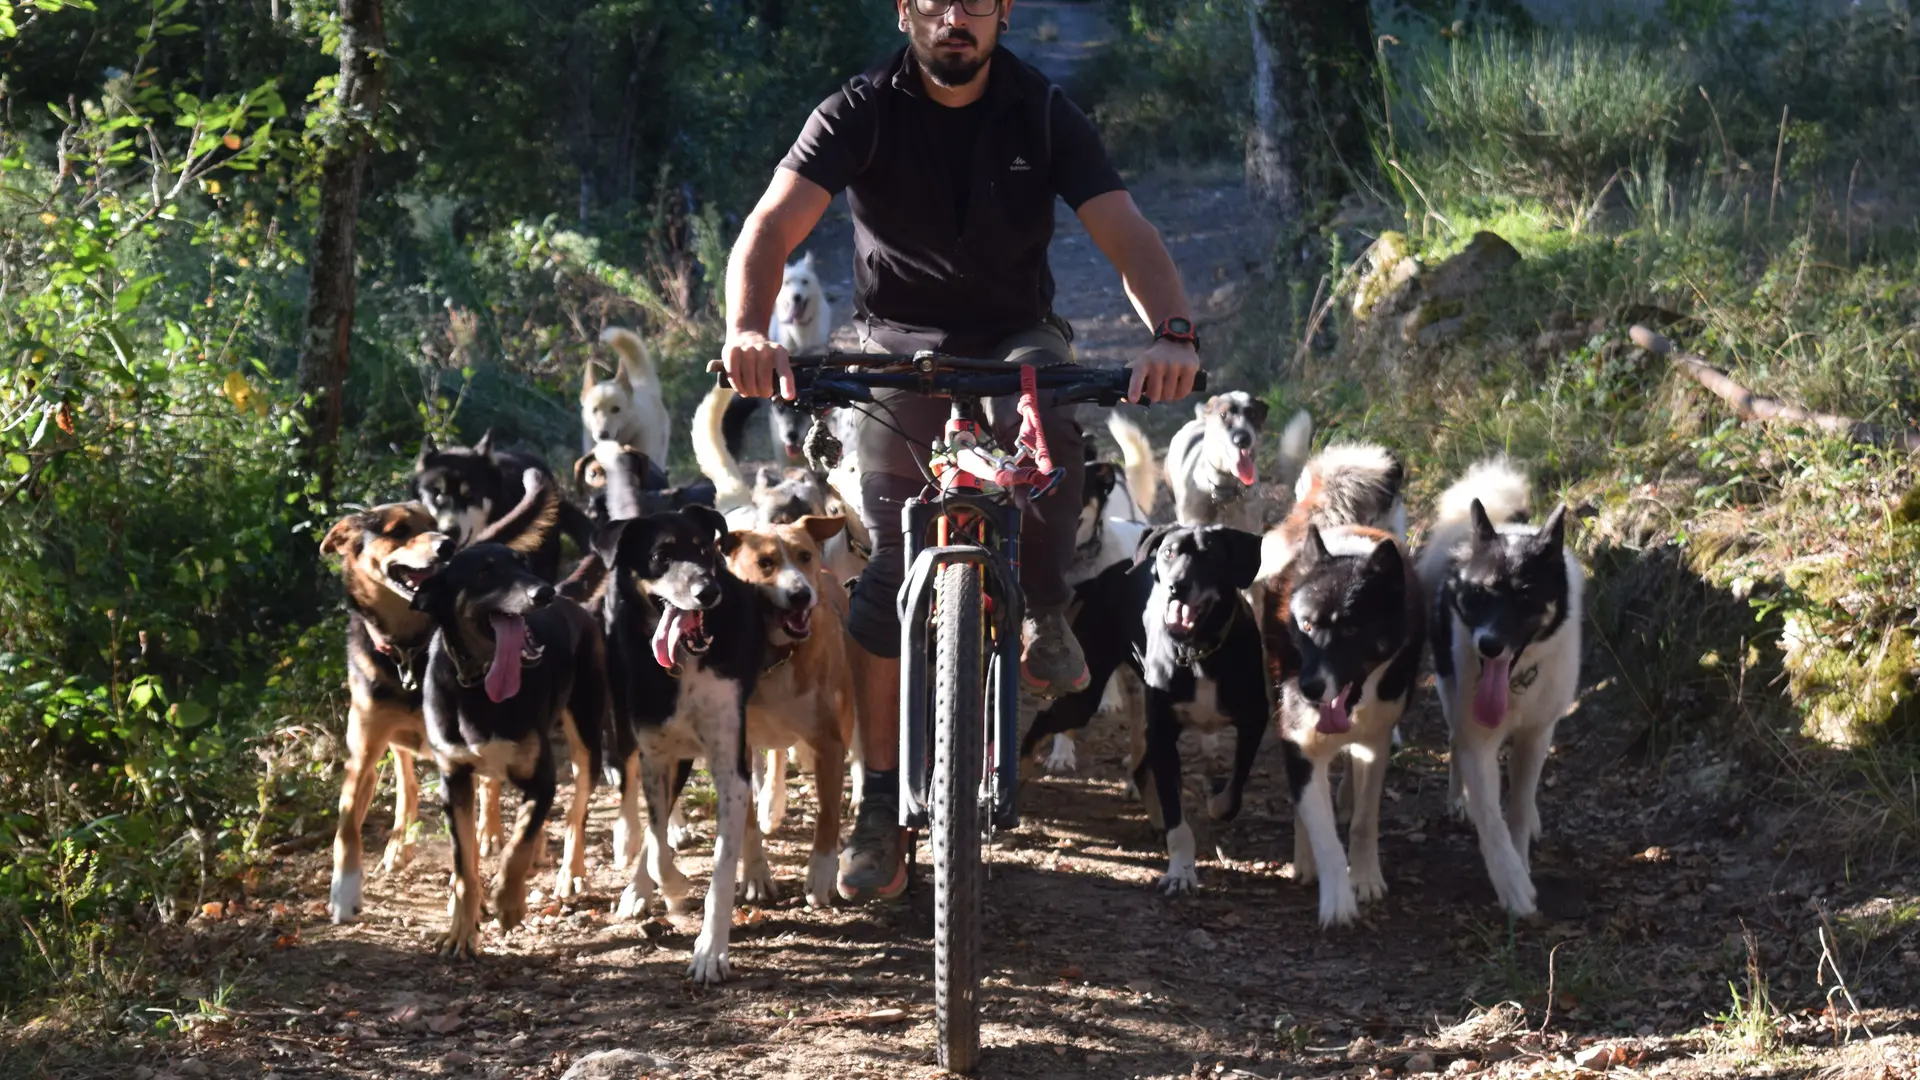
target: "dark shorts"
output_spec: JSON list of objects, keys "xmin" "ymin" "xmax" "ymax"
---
[{"xmin": 842, "ymin": 322, "xmax": 1087, "ymax": 658}]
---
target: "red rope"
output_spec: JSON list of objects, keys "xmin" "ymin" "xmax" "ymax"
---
[{"xmin": 1017, "ymin": 364, "xmax": 1053, "ymax": 473}]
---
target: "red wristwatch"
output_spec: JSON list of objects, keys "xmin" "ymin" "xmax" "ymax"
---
[{"xmin": 1154, "ymin": 316, "xmax": 1199, "ymax": 351}]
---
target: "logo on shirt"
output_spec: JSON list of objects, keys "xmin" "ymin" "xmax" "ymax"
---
[{"xmin": 1009, "ymin": 156, "xmax": 1031, "ymax": 172}]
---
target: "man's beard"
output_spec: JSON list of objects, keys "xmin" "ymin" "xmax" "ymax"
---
[{"xmin": 914, "ymin": 31, "xmax": 992, "ymax": 87}]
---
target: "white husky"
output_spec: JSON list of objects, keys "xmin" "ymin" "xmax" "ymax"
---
[
  {"xmin": 1416, "ymin": 458, "xmax": 1583, "ymax": 918},
  {"xmin": 770, "ymin": 251, "xmax": 830, "ymax": 354},
  {"xmin": 581, "ymin": 326, "xmax": 669, "ymax": 465}
]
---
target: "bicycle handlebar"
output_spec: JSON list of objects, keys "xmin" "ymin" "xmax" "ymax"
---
[{"xmin": 705, "ymin": 350, "xmax": 1206, "ymax": 409}]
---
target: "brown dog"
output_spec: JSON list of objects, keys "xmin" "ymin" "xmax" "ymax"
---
[
  {"xmin": 722, "ymin": 516, "xmax": 858, "ymax": 908},
  {"xmin": 321, "ymin": 503, "xmax": 454, "ymax": 923}
]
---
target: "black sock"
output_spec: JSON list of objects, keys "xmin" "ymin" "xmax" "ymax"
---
[{"xmin": 862, "ymin": 769, "xmax": 898, "ymax": 809}]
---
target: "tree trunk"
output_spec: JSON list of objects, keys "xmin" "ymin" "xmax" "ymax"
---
[
  {"xmin": 1244, "ymin": 1, "xmax": 1299, "ymax": 221},
  {"xmin": 1247, "ymin": 0, "xmax": 1377, "ymax": 219},
  {"xmin": 295, "ymin": 0, "xmax": 385, "ymax": 503}
]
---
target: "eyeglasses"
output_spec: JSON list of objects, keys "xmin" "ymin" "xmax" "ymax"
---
[{"xmin": 911, "ymin": 0, "xmax": 1000, "ymax": 17}]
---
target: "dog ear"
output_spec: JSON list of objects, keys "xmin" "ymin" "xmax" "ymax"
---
[
  {"xmin": 1214, "ymin": 527, "xmax": 1264, "ymax": 590},
  {"xmin": 581, "ymin": 359, "xmax": 598, "ymax": 394},
  {"xmin": 684, "ymin": 504, "xmax": 729, "ymax": 546},
  {"xmin": 415, "ymin": 435, "xmax": 435, "ymax": 470},
  {"xmin": 574, "ymin": 454, "xmax": 607, "ymax": 490},
  {"xmin": 473, "ymin": 430, "xmax": 494, "ymax": 458},
  {"xmin": 720, "ymin": 530, "xmax": 747, "ymax": 558},
  {"xmin": 409, "ymin": 568, "xmax": 449, "ymax": 613},
  {"xmin": 799, "ymin": 514, "xmax": 846, "ymax": 543},
  {"xmin": 1246, "ymin": 398, "xmax": 1270, "ymax": 429},
  {"xmin": 1300, "ymin": 524, "xmax": 1332, "ymax": 566},
  {"xmin": 320, "ymin": 513, "xmax": 364, "ymax": 558},
  {"xmin": 1364, "ymin": 536, "xmax": 1405, "ymax": 581},
  {"xmin": 1133, "ymin": 524, "xmax": 1177, "ymax": 570},
  {"xmin": 1193, "ymin": 398, "xmax": 1210, "ymax": 421},
  {"xmin": 800, "ymin": 250, "xmax": 816, "ymax": 274},
  {"xmin": 755, "ymin": 465, "xmax": 781, "ymax": 490},
  {"xmin": 591, "ymin": 519, "xmax": 631, "ymax": 566},
  {"xmin": 1532, "ymin": 503, "xmax": 1568, "ymax": 558},
  {"xmin": 1469, "ymin": 498, "xmax": 1498, "ymax": 546}
]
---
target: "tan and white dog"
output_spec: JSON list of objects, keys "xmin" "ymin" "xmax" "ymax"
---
[
  {"xmin": 582, "ymin": 326, "xmax": 669, "ymax": 463},
  {"xmin": 723, "ymin": 516, "xmax": 859, "ymax": 908}
]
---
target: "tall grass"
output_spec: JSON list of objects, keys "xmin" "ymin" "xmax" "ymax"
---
[{"xmin": 1386, "ymin": 31, "xmax": 1690, "ymax": 211}]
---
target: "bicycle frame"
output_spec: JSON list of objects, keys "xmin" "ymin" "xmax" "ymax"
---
[{"xmin": 898, "ymin": 400, "xmax": 1032, "ymax": 833}]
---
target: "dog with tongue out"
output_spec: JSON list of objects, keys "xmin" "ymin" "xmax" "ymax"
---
[
  {"xmin": 1253, "ymin": 438, "xmax": 1419, "ymax": 930},
  {"xmin": 1416, "ymin": 457, "xmax": 1583, "ymax": 919},
  {"xmin": 408, "ymin": 543, "xmax": 615, "ymax": 960}
]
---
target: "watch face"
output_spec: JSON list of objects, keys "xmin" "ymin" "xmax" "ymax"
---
[{"xmin": 1165, "ymin": 317, "xmax": 1193, "ymax": 335}]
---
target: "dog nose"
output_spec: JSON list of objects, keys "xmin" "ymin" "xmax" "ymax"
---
[
  {"xmin": 530, "ymin": 584, "xmax": 556, "ymax": 607},
  {"xmin": 1476, "ymin": 635, "xmax": 1506, "ymax": 658},
  {"xmin": 693, "ymin": 581, "xmax": 722, "ymax": 608},
  {"xmin": 785, "ymin": 586, "xmax": 813, "ymax": 609},
  {"xmin": 435, "ymin": 537, "xmax": 456, "ymax": 561},
  {"xmin": 1231, "ymin": 430, "xmax": 1252, "ymax": 449},
  {"xmin": 1298, "ymin": 675, "xmax": 1326, "ymax": 702}
]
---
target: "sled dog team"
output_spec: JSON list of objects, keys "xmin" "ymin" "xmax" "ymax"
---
[{"xmin": 325, "ymin": 284, "xmax": 1584, "ymax": 982}]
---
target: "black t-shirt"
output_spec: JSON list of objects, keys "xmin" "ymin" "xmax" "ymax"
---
[
  {"xmin": 775, "ymin": 47, "xmax": 1125, "ymax": 354},
  {"xmin": 933, "ymin": 96, "xmax": 989, "ymax": 233},
  {"xmin": 780, "ymin": 62, "xmax": 1123, "ymax": 212}
]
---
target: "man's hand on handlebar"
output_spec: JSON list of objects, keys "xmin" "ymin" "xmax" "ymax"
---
[
  {"xmin": 722, "ymin": 331, "xmax": 796, "ymax": 401},
  {"xmin": 1127, "ymin": 338, "xmax": 1201, "ymax": 405}
]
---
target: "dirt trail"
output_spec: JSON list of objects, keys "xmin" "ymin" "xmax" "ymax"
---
[{"xmin": 21, "ymin": 20, "xmax": 1920, "ymax": 1080}]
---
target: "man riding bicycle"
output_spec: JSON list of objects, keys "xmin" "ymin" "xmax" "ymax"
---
[{"xmin": 721, "ymin": 0, "xmax": 1200, "ymax": 903}]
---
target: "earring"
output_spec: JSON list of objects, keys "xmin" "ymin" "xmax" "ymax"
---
[{"xmin": 998, "ymin": 18, "xmax": 1009, "ymax": 30}]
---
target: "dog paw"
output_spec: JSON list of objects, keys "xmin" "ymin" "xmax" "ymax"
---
[
  {"xmin": 1041, "ymin": 734, "xmax": 1078, "ymax": 774},
  {"xmin": 805, "ymin": 851, "xmax": 837, "ymax": 909},
  {"xmin": 687, "ymin": 935, "xmax": 732, "ymax": 985},
  {"xmin": 1156, "ymin": 866, "xmax": 1200, "ymax": 895},
  {"xmin": 667, "ymin": 813, "xmax": 694, "ymax": 852},
  {"xmin": 492, "ymin": 885, "xmax": 528, "ymax": 932},
  {"xmin": 662, "ymin": 879, "xmax": 695, "ymax": 916},
  {"xmin": 1205, "ymin": 789, "xmax": 1240, "ymax": 821},
  {"xmin": 328, "ymin": 869, "xmax": 363, "ymax": 925},
  {"xmin": 1352, "ymin": 867, "xmax": 1388, "ymax": 905},
  {"xmin": 554, "ymin": 870, "xmax": 587, "ymax": 902},
  {"xmin": 379, "ymin": 837, "xmax": 416, "ymax": 874},
  {"xmin": 741, "ymin": 861, "xmax": 780, "ymax": 905},
  {"xmin": 438, "ymin": 919, "xmax": 482, "ymax": 959},
  {"xmin": 614, "ymin": 882, "xmax": 653, "ymax": 921},
  {"xmin": 1317, "ymin": 884, "xmax": 1360, "ymax": 929},
  {"xmin": 477, "ymin": 828, "xmax": 504, "ymax": 859},
  {"xmin": 1492, "ymin": 869, "xmax": 1539, "ymax": 917}
]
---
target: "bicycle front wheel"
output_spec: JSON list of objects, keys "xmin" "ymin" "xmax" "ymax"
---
[{"xmin": 932, "ymin": 559, "xmax": 986, "ymax": 1073}]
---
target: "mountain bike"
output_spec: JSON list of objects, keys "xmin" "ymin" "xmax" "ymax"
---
[{"xmin": 709, "ymin": 349, "xmax": 1202, "ymax": 1073}]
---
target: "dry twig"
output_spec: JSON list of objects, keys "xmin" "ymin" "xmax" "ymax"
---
[{"xmin": 1628, "ymin": 324, "xmax": 1920, "ymax": 452}]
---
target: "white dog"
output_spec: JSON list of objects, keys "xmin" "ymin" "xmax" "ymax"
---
[
  {"xmin": 582, "ymin": 326, "xmax": 669, "ymax": 464},
  {"xmin": 770, "ymin": 251, "xmax": 831, "ymax": 354},
  {"xmin": 1417, "ymin": 459, "xmax": 1582, "ymax": 918}
]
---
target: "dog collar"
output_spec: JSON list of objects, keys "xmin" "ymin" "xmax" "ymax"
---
[
  {"xmin": 762, "ymin": 643, "xmax": 795, "ymax": 675},
  {"xmin": 1172, "ymin": 604, "xmax": 1238, "ymax": 666},
  {"xmin": 363, "ymin": 618, "xmax": 428, "ymax": 691}
]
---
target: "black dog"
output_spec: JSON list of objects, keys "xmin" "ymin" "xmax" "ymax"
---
[
  {"xmin": 1023, "ymin": 524, "xmax": 1270, "ymax": 894},
  {"xmin": 592, "ymin": 505, "xmax": 763, "ymax": 984},
  {"xmin": 415, "ymin": 431, "xmax": 592, "ymax": 581},
  {"xmin": 409, "ymin": 543, "xmax": 616, "ymax": 958}
]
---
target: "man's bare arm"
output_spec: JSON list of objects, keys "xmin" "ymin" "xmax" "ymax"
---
[
  {"xmin": 724, "ymin": 168, "xmax": 833, "ymax": 398},
  {"xmin": 1075, "ymin": 189, "xmax": 1200, "ymax": 404}
]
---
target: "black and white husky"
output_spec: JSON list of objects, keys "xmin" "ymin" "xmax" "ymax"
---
[
  {"xmin": 1416, "ymin": 458, "xmax": 1582, "ymax": 917},
  {"xmin": 1256, "ymin": 442, "xmax": 1422, "ymax": 927}
]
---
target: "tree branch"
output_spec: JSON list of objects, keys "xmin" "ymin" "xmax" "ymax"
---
[{"xmin": 1629, "ymin": 323, "xmax": 1920, "ymax": 452}]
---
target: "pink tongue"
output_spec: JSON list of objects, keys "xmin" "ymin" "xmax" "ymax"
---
[
  {"xmin": 1233, "ymin": 449, "xmax": 1258, "ymax": 486},
  {"xmin": 1315, "ymin": 685, "xmax": 1353, "ymax": 734},
  {"xmin": 1474, "ymin": 654, "xmax": 1511, "ymax": 728},
  {"xmin": 486, "ymin": 615, "xmax": 526, "ymax": 703},
  {"xmin": 651, "ymin": 607, "xmax": 697, "ymax": 670}
]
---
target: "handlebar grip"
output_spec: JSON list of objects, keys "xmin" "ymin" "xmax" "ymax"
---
[{"xmin": 1192, "ymin": 369, "xmax": 1209, "ymax": 394}]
